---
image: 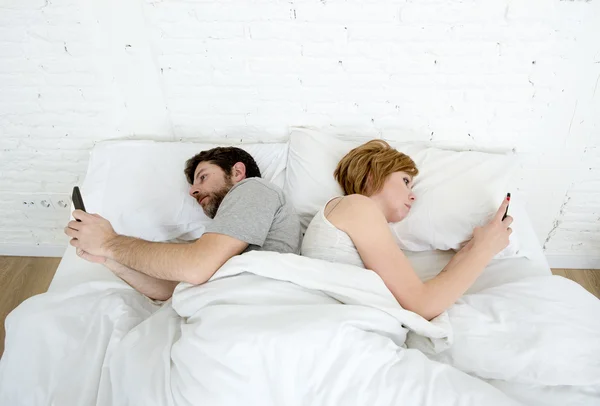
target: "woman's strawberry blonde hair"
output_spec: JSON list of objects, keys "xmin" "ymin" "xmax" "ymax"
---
[{"xmin": 334, "ymin": 139, "xmax": 418, "ymax": 196}]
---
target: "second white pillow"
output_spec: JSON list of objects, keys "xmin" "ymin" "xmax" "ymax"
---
[{"xmin": 285, "ymin": 127, "xmax": 520, "ymax": 257}]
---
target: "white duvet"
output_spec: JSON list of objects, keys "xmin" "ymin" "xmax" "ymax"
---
[{"xmin": 1, "ymin": 252, "xmax": 599, "ymax": 406}]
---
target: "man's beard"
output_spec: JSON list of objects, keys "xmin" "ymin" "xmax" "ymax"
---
[{"xmin": 200, "ymin": 177, "xmax": 234, "ymax": 219}]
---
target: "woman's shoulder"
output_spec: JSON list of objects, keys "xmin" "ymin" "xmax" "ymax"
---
[
  {"xmin": 326, "ymin": 194, "xmax": 383, "ymax": 230},
  {"xmin": 333, "ymin": 194, "xmax": 377, "ymax": 212}
]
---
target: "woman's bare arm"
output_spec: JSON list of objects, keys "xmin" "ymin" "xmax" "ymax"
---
[{"xmin": 329, "ymin": 194, "xmax": 512, "ymax": 321}]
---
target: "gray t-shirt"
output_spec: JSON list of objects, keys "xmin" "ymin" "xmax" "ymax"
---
[{"xmin": 204, "ymin": 178, "xmax": 301, "ymax": 254}]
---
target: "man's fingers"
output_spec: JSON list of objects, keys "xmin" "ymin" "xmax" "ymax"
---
[
  {"xmin": 72, "ymin": 209, "xmax": 92, "ymax": 221},
  {"xmin": 67, "ymin": 220, "xmax": 80, "ymax": 230},
  {"xmin": 64, "ymin": 227, "xmax": 79, "ymax": 238}
]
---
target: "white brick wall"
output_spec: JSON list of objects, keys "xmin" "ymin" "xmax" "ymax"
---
[{"xmin": 1, "ymin": 0, "xmax": 599, "ymax": 266}]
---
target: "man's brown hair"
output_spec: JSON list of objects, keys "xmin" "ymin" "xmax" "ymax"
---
[
  {"xmin": 184, "ymin": 146, "xmax": 261, "ymax": 184},
  {"xmin": 334, "ymin": 139, "xmax": 418, "ymax": 195}
]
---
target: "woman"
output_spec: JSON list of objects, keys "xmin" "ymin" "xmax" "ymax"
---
[{"xmin": 301, "ymin": 140, "xmax": 513, "ymax": 321}]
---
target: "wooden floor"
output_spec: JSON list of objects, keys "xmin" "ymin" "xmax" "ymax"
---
[
  {"xmin": 0, "ymin": 256, "xmax": 599, "ymax": 359},
  {"xmin": 0, "ymin": 256, "xmax": 60, "ymax": 358},
  {"xmin": 551, "ymin": 268, "xmax": 600, "ymax": 298}
]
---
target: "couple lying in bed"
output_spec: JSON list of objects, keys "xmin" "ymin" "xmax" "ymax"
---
[{"xmin": 64, "ymin": 140, "xmax": 513, "ymax": 321}]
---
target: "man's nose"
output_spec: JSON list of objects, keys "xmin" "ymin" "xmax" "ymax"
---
[
  {"xmin": 189, "ymin": 185, "xmax": 201, "ymax": 197},
  {"xmin": 409, "ymin": 191, "xmax": 416, "ymax": 201}
]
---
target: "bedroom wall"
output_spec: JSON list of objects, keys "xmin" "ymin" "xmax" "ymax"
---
[{"xmin": 1, "ymin": 0, "xmax": 599, "ymax": 267}]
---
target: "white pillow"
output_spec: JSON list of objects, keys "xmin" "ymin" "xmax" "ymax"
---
[
  {"xmin": 81, "ymin": 140, "xmax": 288, "ymax": 242},
  {"xmin": 285, "ymin": 127, "xmax": 521, "ymax": 257}
]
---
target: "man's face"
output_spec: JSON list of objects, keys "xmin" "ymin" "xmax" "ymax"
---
[{"xmin": 188, "ymin": 162, "xmax": 234, "ymax": 218}]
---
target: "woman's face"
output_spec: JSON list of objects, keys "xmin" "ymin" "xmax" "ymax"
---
[{"xmin": 371, "ymin": 171, "xmax": 416, "ymax": 223}]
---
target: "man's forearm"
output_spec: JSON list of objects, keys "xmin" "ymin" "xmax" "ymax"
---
[
  {"xmin": 105, "ymin": 235, "xmax": 199, "ymax": 283},
  {"xmin": 104, "ymin": 259, "xmax": 178, "ymax": 301},
  {"xmin": 103, "ymin": 233, "xmax": 247, "ymax": 286}
]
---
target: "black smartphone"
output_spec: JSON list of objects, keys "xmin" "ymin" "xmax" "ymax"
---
[
  {"xmin": 502, "ymin": 192, "xmax": 511, "ymax": 221},
  {"xmin": 72, "ymin": 187, "xmax": 86, "ymax": 221}
]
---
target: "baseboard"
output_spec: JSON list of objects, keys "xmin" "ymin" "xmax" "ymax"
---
[
  {"xmin": 545, "ymin": 254, "xmax": 600, "ymax": 270},
  {"xmin": 0, "ymin": 243, "xmax": 66, "ymax": 258}
]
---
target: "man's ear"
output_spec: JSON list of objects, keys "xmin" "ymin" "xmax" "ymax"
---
[{"xmin": 231, "ymin": 162, "xmax": 247, "ymax": 183}]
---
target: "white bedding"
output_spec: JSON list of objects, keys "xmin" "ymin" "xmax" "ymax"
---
[
  {"xmin": 2, "ymin": 150, "xmax": 599, "ymax": 406},
  {"xmin": 2, "ymin": 249, "xmax": 600, "ymax": 405}
]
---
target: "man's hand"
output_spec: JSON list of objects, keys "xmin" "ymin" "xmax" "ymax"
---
[{"xmin": 64, "ymin": 210, "xmax": 117, "ymax": 258}]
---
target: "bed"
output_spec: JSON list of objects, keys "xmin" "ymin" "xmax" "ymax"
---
[{"xmin": 1, "ymin": 133, "xmax": 599, "ymax": 406}]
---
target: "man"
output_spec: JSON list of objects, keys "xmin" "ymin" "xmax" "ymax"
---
[{"xmin": 64, "ymin": 146, "xmax": 301, "ymax": 301}]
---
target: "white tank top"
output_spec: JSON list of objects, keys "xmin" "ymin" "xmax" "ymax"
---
[{"xmin": 301, "ymin": 198, "xmax": 366, "ymax": 268}]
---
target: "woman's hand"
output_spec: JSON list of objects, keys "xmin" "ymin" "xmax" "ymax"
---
[{"xmin": 469, "ymin": 197, "xmax": 513, "ymax": 258}]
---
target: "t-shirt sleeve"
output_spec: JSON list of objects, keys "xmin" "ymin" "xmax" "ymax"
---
[{"xmin": 204, "ymin": 180, "xmax": 281, "ymax": 247}]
